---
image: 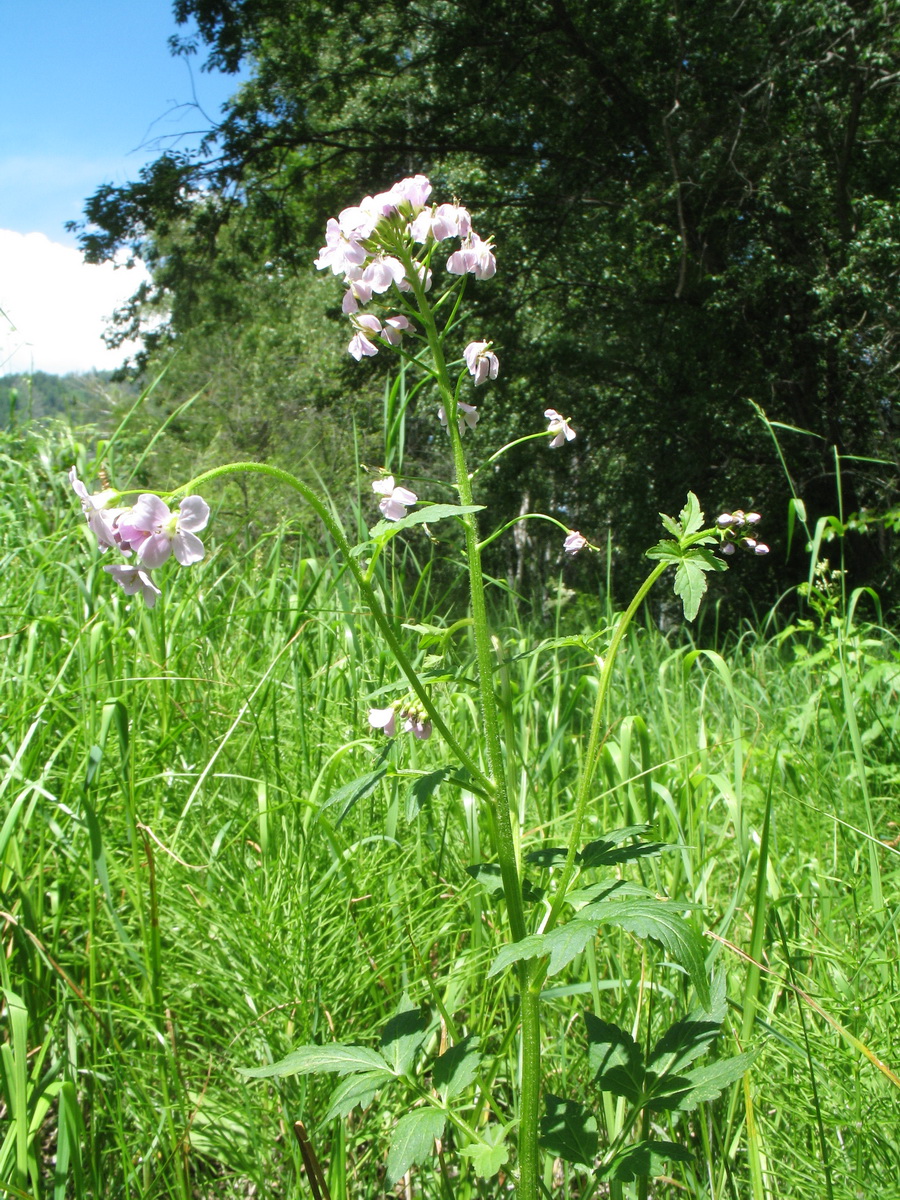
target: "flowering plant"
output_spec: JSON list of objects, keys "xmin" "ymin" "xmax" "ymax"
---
[{"xmin": 72, "ymin": 174, "xmax": 765, "ymax": 1198}]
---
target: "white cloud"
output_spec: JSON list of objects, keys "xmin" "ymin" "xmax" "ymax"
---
[{"xmin": 0, "ymin": 229, "xmax": 150, "ymax": 376}]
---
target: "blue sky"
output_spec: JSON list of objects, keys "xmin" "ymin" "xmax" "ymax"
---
[{"xmin": 1, "ymin": 0, "xmax": 245, "ymax": 373}]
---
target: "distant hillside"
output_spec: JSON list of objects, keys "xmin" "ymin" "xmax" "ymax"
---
[{"xmin": 0, "ymin": 370, "xmax": 139, "ymax": 427}]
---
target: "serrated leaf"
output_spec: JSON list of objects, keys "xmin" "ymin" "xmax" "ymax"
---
[
  {"xmin": 459, "ymin": 1126, "xmax": 510, "ymax": 1178},
  {"xmin": 648, "ymin": 1003, "xmax": 724, "ymax": 1080},
  {"xmin": 578, "ymin": 898, "xmax": 710, "ymax": 1007},
  {"xmin": 385, "ymin": 1108, "xmax": 445, "ymax": 1185},
  {"xmin": 650, "ymin": 1049, "xmax": 761, "ymax": 1112},
  {"xmin": 525, "ymin": 846, "xmax": 569, "ymax": 869},
  {"xmin": 566, "ymin": 879, "xmax": 657, "ymax": 910},
  {"xmin": 579, "ymin": 833, "xmax": 671, "ymax": 869},
  {"xmin": 407, "ymin": 767, "xmax": 453, "ymax": 821},
  {"xmin": 323, "ymin": 1071, "xmax": 385, "ymax": 1120},
  {"xmin": 321, "ymin": 768, "xmax": 388, "ymax": 823},
  {"xmin": 680, "ymin": 491, "xmax": 705, "ymax": 537},
  {"xmin": 597, "ymin": 1139, "xmax": 694, "ymax": 1181},
  {"xmin": 585, "ymin": 1013, "xmax": 645, "ymax": 1102},
  {"xmin": 433, "ymin": 1034, "xmax": 481, "ymax": 1101},
  {"xmin": 488, "ymin": 922, "xmax": 596, "ymax": 978},
  {"xmin": 380, "ymin": 996, "xmax": 431, "ymax": 1077},
  {"xmin": 645, "ymin": 540, "xmax": 683, "ymax": 562},
  {"xmin": 539, "ymin": 1094, "xmax": 598, "ymax": 1167},
  {"xmin": 674, "ymin": 559, "xmax": 709, "ymax": 622},
  {"xmin": 466, "ymin": 863, "xmax": 544, "ymax": 902},
  {"xmin": 239, "ymin": 1044, "xmax": 391, "ymax": 1080},
  {"xmin": 659, "ymin": 511, "xmax": 682, "ymax": 538},
  {"xmin": 371, "ymin": 503, "xmax": 485, "ymax": 541}
]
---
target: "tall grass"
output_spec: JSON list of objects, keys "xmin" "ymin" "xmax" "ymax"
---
[{"xmin": 1, "ymin": 422, "xmax": 897, "ymax": 1198}]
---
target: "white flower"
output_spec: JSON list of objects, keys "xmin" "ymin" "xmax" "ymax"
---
[
  {"xmin": 368, "ymin": 706, "xmax": 397, "ymax": 736},
  {"xmin": 544, "ymin": 409, "xmax": 576, "ymax": 447},
  {"xmin": 117, "ymin": 494, "xmax": 210, "ymax": 568},
  {"xmin": 102, "ymin": 564, "xmax": 162, "ymax": 608},
  {"xmin": 464, "ymin": 341, "xmax": 499, "ymax": 386},
  {"xmin": 372, "ymin": 476, "xmax": 418, "ymax": 521},
  {"xmin": 563, "ymin": 530, "xmax": 587, "ymax": 555},
  {"xmin": 438, "ymin": 402, "xmax": 480, "ymax": 434}
]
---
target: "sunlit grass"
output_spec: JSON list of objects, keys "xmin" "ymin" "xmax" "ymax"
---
[{"xmin": 1, "ymin": 422, "xmax": 897, "ymax": 1198}]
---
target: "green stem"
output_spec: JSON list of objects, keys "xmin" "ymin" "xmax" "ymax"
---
[
  {"xmin": 172, "ymin": 461, "xmax": 489, "ymax": 790},
  {"xmin": 539, "ymin": 561, "xmax": 669, "ymax": 945},
  {"xmin": 396, "ymin": 249, "xmax": 542, "ymax": 1199}
]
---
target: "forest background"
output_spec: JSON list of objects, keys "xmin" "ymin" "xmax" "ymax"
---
[{"xmin": 37, "ymin": 0, "xmax": 900, "ymax": 617}]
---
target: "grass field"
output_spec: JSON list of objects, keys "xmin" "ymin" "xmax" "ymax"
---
[{"xmin": 1, "ymin": 421, "xmax": 898, "ymax": 1199}]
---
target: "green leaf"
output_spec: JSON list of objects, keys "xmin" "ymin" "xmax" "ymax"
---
[
  {"xmin": 580, "ymin": 830, "xmax": 672, "ymax": 868},
  {"xmin": 380, "ymin": 996, "xmax": 431, "ymax": 1078},
  {"xmin": 323, "ymin": 1071, "xmax": 385, "ymax": 1120},
  {"xmin": 407, "ymin": 767, "xmax": 453, "ymax": 820},
  {"xmin": 321, "ymin": 768, "xmax": 388, "ymax": 823},
  {"xmin": 459, "ymin": 1126, "xmax": 510, "ymax": 1179},
  {"xmin": 659, "ymin": 511, "xmax": 682, "ymax": 538},
  {"xmin": 487, "ymin": 921, "xmax": 595, "ymax": 978},
  {"xmin": 433, "ymin": 1034, "xmax": 481, "ymax": 1101},
  {"xmin": 385, "ymin": 1108, "xmax": 446, "ymax": 1186},
  {"xmin": 645, "ymin": 540, "xmax": 683, "ymax": 562},
  {"xmin": 650, "ymin": 1049, "xmax": 761, "ymax": 1112},
  {"xmin": 239, "ymin": 1043, "xmax": 391, "ymax": 1080},
  {"xmin": 524, "ymin": 846, "xmax": 569, "ymax": 869},
  {"xmin": 647, "ymin": 978, "xmax": 725, "ymax": 1078},
  {"xmin": 679, "ymin": 491, "xmax": 705, "ymax": 537},
  {"xmin": 466, "ymin": 863, "xmax": 544, "ymax": 902},
  {"xmin": 539, "ymin": 1094, "xmax": 598, "ymax": 1168},
  {"xmin": 585, "ymin": 1013, "xmax": 645, "ymax": 1103},
  {"xmin": 674, "ymin": 558, "xmax": 709, "ymax": 622},
  {"xmin": 370, "ymin": 503, "xmax": 485, "ymax": 541},
  {"xmin": 579, "ymin": 898, "xmax": 711, "ymax": 1008},
  {"xmin": 598, "ymin": 1139, "xmax": 694, "ymax": 1181}
]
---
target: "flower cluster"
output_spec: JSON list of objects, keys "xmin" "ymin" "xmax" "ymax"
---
[
  {"xmin": 70, "ymin": 467, "xmax": 210, "ymax": 607},
  {"xmin": 368, "ymin": 701, "xmax": 433, "ymax": 740},
  {"xmin": 716, "ymin": 509, "xmax": 769, "ymax": 556},
  {"xmin": 314, "ymin": 175, "xmax": 496, "ymax": 362}
]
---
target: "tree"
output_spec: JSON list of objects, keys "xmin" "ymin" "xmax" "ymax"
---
[{"xmin": 73, "ymin": 0, "xmax": 900, "ymax": 608}]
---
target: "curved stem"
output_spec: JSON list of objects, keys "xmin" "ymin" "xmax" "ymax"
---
[
  {"xmin": 537, "ymin": 561, "xmax": 670, "ymax": 947},
  {"xmin": 172, "ymin": 461, "xmax": 490, "ymax": 789},
  {"xmin": 477, "ymin": 512, "xmax": 573, "ymax": 553}
]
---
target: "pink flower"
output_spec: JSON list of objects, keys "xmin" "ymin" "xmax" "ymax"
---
[
  {"xmin": 382, "ymin": 315, "xmax": 414, "ymax": 345},
  {"xmin": 341, "ymin": 279, "xmax": 374, "ymax": 314},
  {"xmin": 564, "ymin": 530, "xmax": 587, "ymax": 555},
  {"xmin": 102, "ymin": 563, "xmax": 162, "ymax": 608},
  {"xmin": 69, "ymin": 466, "xmax": 135, "ymax": 551},
  {"xmin": 118, "ymin": 494, "xmax": 210, "ymax": 569},
  {"xmin": 438, "ymin": 402, "xmax": 480, "ymax": 434},
  {"xmin": 431, "ymin": 203, "xmax": 473, "ymax": 242},
  {"xmin": 372, "ymin": 476, "xmax": 418, "ymax": 521},
  {"xmin": 464, "ymin": 341, "xmax": 499, "ymax": 386},
  {"xmin": 403, "ymin": 714, "xmax": 433, "ymax": 740},
  {"xmin": 314, "ymin": 218, "xmax": 369, "ymax": 276},
  {"xmin": 348, "ymin": 314, "xmax": 382, "ymax": 360},
  {"xmin": 360, "ymin": 254, "xmax": 406, "ymax": 294},
  {"xmin": 368, "ymin": 706, "xmax": 398, "ymax": 736},
  {"xmin": 447, "ymin": 232, "xmax": 496, "ymax": 280},
  {"xmin": 388, "ymin": 174, "xmax": 432, "ymax": 209},
  {"xmin": 544, "ymin": 409, "xmax": 576, "ymax": 447}
]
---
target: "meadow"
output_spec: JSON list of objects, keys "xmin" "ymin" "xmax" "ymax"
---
[{"xmin": 1, "ymin": 418, "xmax": 898, "ymax": 1199}]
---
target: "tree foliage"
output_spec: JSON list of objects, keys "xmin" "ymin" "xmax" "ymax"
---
[{"xmin": 73, "ymin": 0, "xmax": 900, "ymax": 608}]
